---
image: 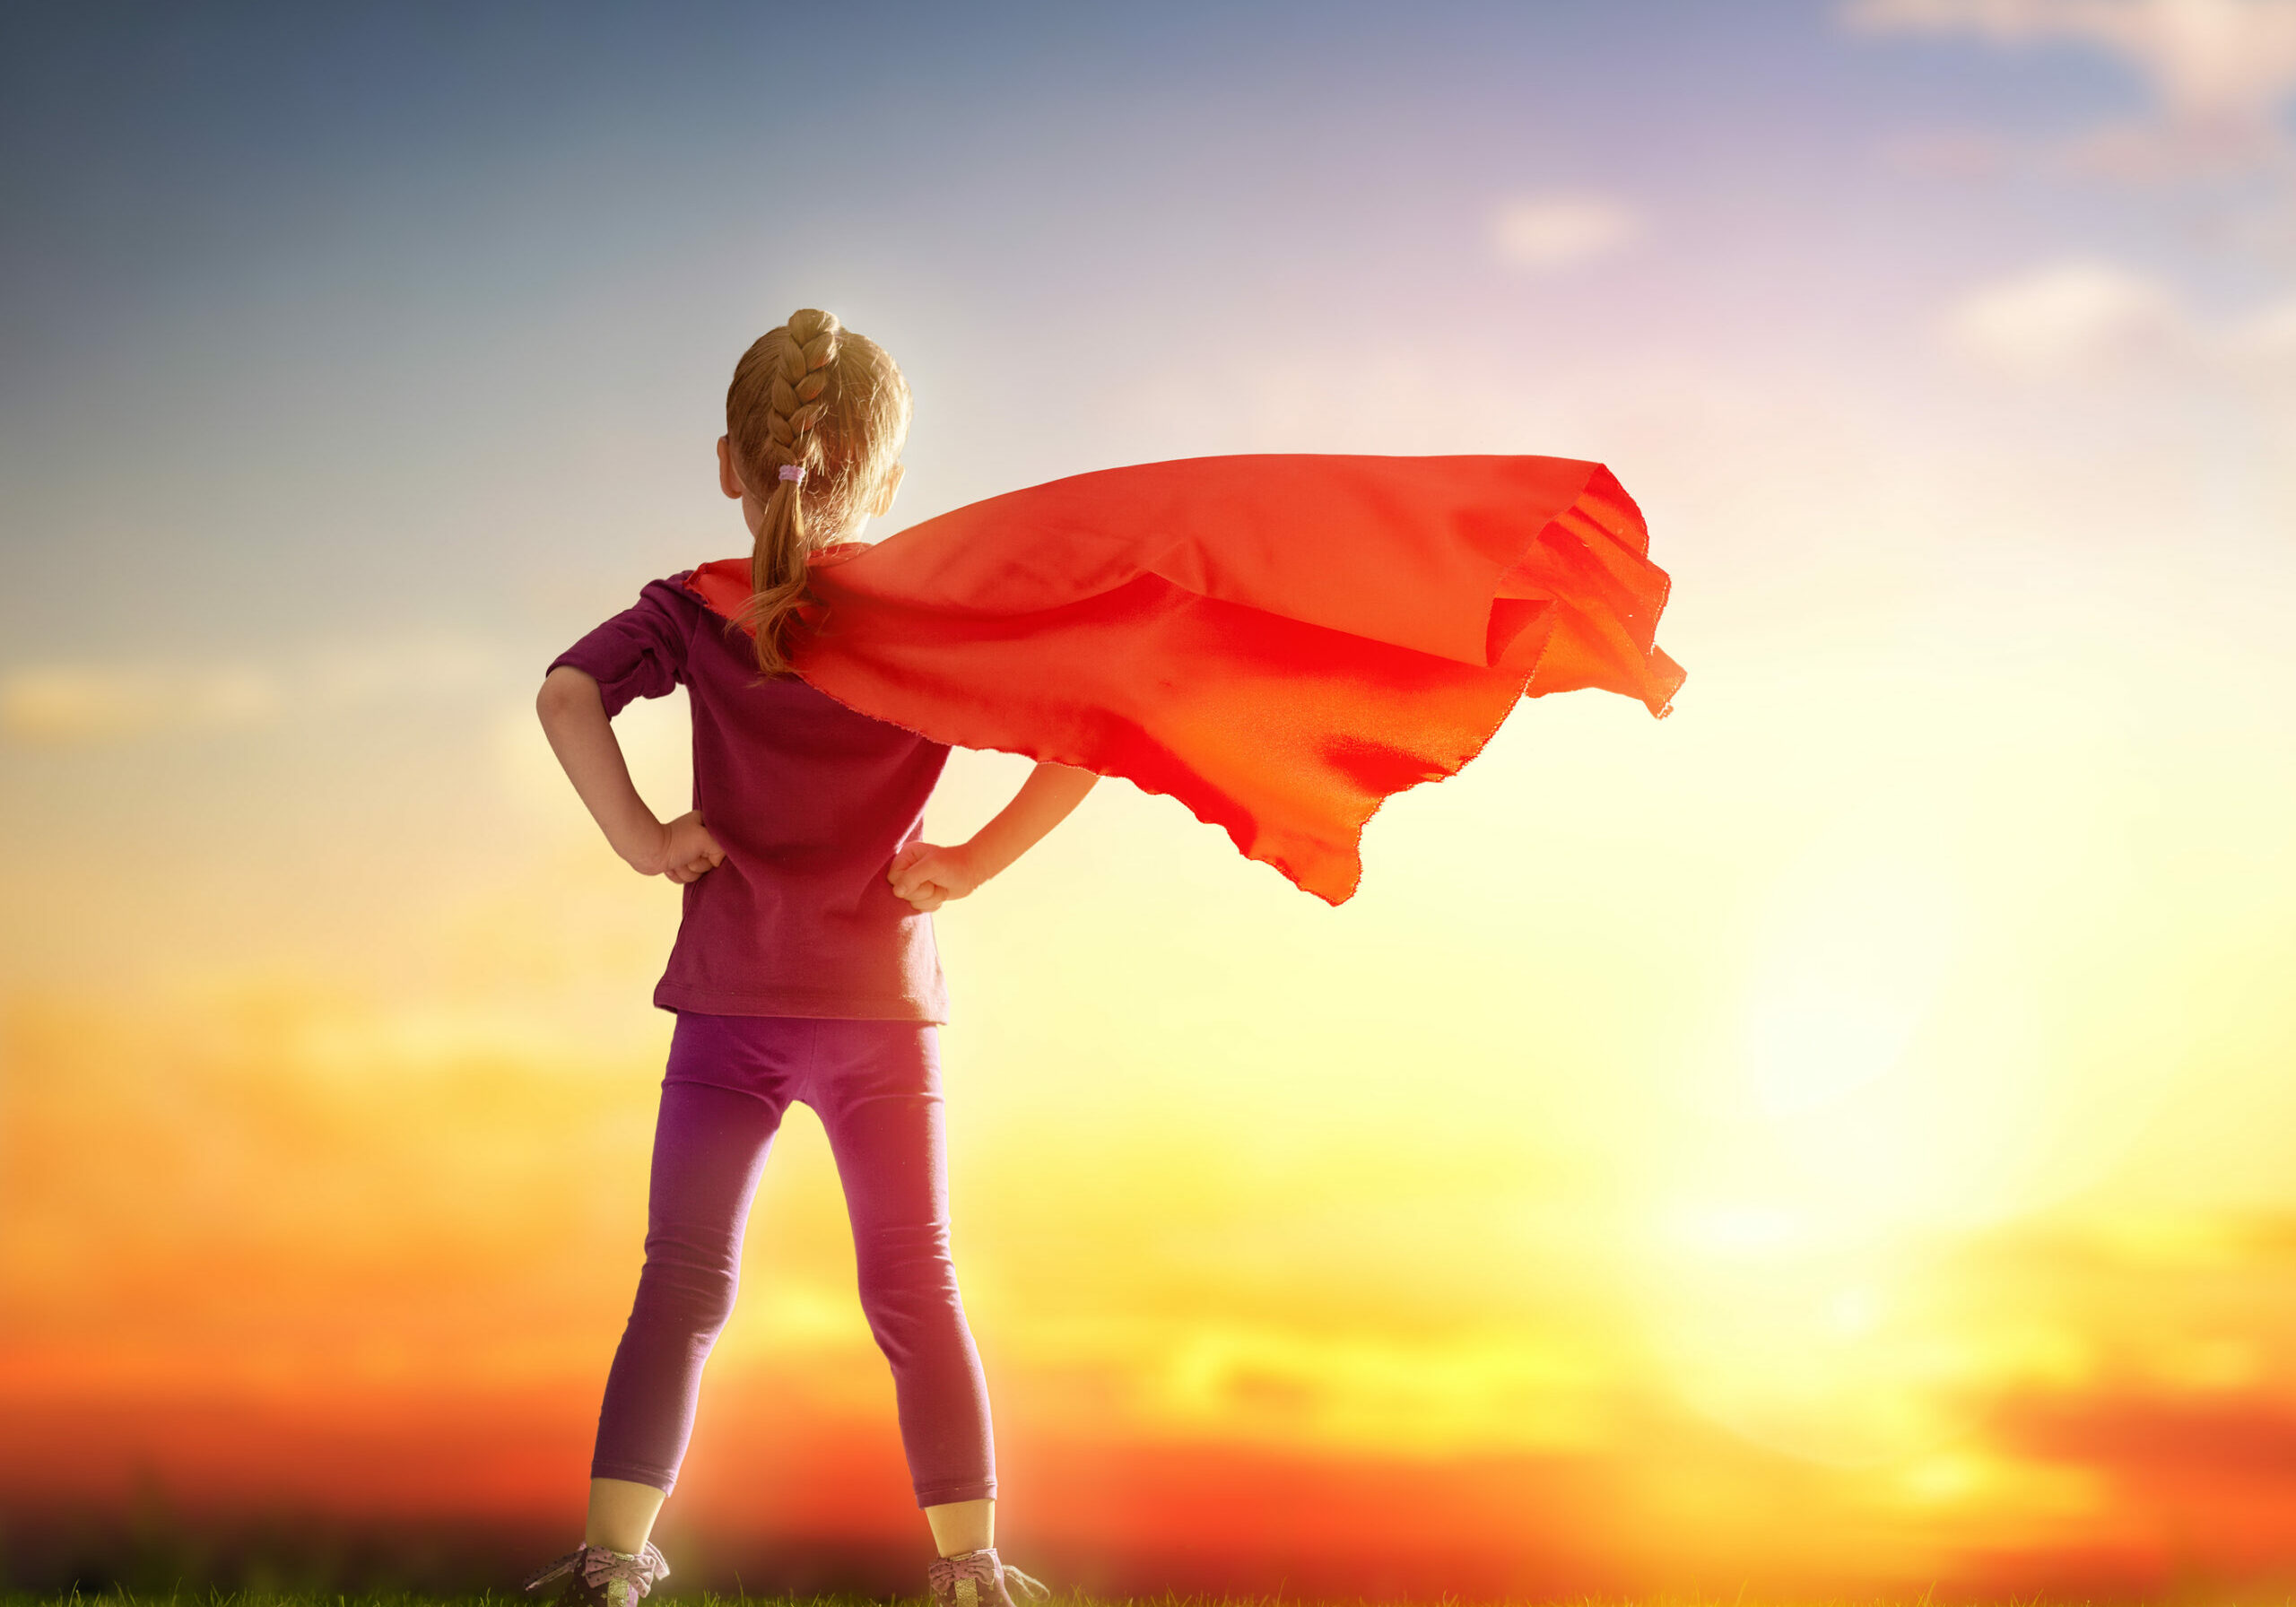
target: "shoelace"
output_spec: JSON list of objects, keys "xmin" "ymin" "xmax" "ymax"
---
[
  {"xmin": 520, "ymin": 1542, "xmax": 672, "ymax": 1599},
  {"xmin": 933, "ymin": 1549, "xmax": 1051, "ymax": 1607}
]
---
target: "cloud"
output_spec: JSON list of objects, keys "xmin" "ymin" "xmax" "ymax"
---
[
  {"xmin": 1845, "ymin": 0, "xmax": 2296, "ymax": 177},
  {"xmin": 1, "ymin": 636, "xmax": 510, "ymax": 746},
  {"xmin": 304, "ymin": 638, "xmax": 507, "ymax": 704},
  {"xmin": 1943, "ymin": 256, "xmax": 2296, "ymax": 380},
  {"xmin": 0, "ymin": 665, "xmax": 281, "ymax": 744},
  {"xmin": 2224, "ymin": 288, "xmax": 2296, "ymax": 362},
  {"xmin": 1490, "ymin": 193, "xmax": 1642, "ymax": 271},
  {"xmin": 1943, "ymin": 258, "xmax": 2189, "ymax": 377}
]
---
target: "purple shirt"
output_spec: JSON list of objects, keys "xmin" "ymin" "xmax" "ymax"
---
[{"xmin": 550, "ymin": 571, "xmax": 952, "ymax": 1022}]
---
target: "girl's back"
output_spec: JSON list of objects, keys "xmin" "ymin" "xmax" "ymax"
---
[{"xmin": 551, "ymin": 570, "xmax": 952, "ymax": 1022}]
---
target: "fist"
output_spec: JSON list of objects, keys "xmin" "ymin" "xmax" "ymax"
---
[
  {"xmin": 657, "ymin": 811, "xmax": 726, "ymax": 884},
  {"xmin": 887, "ymin": 840, "xmax": 981, "ymax": 911}
]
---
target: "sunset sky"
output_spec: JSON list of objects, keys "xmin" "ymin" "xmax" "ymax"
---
[{"xmin": 6, "ymin": 0, "xmax": 2296, "ymax": 1596}]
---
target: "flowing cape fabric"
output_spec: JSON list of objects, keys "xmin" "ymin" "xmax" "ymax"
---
[{"xmin": 685, "ymin": 453, "xmax": 1683, "ymax": 906}]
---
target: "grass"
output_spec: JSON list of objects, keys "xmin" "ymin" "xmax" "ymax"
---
[
  {"xmin": 0, "ymin": 1594, "xmax": 2010, "ymax": 1607},
  {"xmin": 0, "ymin": 1595, "xmax": 1399, "ymax": 1607},
  {"xmin": 0, "ymin": 1594, "xmax": 2156, "ymax": 1607},
  {"xmin": 0, "ymin": 1598, "xmax": 1088, "ymax": 1607},
  {"xmin": 9, "ymin": 1595, "xmax": 955, "ymax": 1607}
]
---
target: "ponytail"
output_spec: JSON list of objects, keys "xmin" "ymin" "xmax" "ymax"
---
[{"xmin": 734, "ymin": 460, "xmax": 816, "ymax": 679}]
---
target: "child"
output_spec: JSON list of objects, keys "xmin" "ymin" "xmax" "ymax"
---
[
  {"xmin": 519, "ymin": 305, "xmax": 1683, "ymax": 1607},
  {"xmin": 524, "ymin": 309, "xmax": 1081, "ymax": 1607}
]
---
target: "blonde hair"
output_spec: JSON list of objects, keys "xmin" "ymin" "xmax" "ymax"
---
[{"xmin": 725, "ymin": 308, "xmax": 911, "ymax": 675}]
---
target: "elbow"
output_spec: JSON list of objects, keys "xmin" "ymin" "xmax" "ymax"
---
[{"xmin": 536, "ymin": 665, "xmax": 600, "ymax": 726}]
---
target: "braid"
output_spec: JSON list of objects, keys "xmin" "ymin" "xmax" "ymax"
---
[
  {"xmin": 762, "ymin": 309, "xmax": 842, "ymax": 482},
  {"xmin": 723, "ymin": 308, "xmax": 908, "ymax": 677}
]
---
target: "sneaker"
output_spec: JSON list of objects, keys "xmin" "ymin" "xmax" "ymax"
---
[
  {"xmin": 927, "ymin": 1547, "xmax": 1050, "ymax": 1607},
  {"xmin": 521, "ymin": 1542, "xmax": 672, "ymax": 1607}
]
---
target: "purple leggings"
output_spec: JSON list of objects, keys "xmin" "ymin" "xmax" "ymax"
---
[{"xmin": 590, "ymin": 1012, "xmax": 996, "ymax": 1507}]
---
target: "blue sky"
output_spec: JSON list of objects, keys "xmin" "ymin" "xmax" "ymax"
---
[{"xmin": 3, "ymin": 0, "xmax": 2249, "ymax": 648}]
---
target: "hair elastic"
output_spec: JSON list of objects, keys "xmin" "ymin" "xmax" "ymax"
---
[{"xmin": 778, "ymin": 465, "xmax": 806, "ymax": 485}]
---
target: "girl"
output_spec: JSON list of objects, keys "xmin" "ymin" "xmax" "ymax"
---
[
  {"xmin": 518, "ymin": 305, "xmax": 1682, "ymax": 1607},
  {"xmin": 524, "ymin": 309, "xmax": 1081, "ymax": 1607}
]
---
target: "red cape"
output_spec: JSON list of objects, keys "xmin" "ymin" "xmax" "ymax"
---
[{"xmin": 685, "ymin": 453, "xmax": 1683, "ymax": 906}]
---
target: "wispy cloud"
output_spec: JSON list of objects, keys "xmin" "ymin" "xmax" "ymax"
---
[
  {"xmin": 1846, "ymin": 0, "xmax": 2296, "ymax": 178},
  {"xmin": 1, "ymin": 638, "xmax": 509, "ymax": 746},
  {"xmin": 0, "ymin": 665, "xmax": 281, "ymax": 744},
  {"xmin": 2226, "ymin": 288, "xmax": 2296, "ymax": 362},
  {"xmin": 1943, "ymin": 258, "xmax": 2188, "ymax": 376},
  {"xmin": 1943, "ymin": 256, "xmax": 2296, "ymax": 378},
  {"xmin": 1490, "ymin": 193, "xmax": 1642, "ymax": 271}
]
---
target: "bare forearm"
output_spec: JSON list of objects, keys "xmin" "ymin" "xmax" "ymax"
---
[
  {"xmin": 963, "ymin": 761, "xmax": 1098, "ymax": 881},
  {"xmin": 885, "ymin": 760, "xmax": 1097, "ymax": 910},
  {"xmin": 535, "ymin": 666, "xmax": 666, "ymax": 870}
]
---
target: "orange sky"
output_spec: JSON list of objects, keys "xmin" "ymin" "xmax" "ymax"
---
[{"xmin": 8, "ymin": 713, "xmax": 2296, "ymax": 1592}]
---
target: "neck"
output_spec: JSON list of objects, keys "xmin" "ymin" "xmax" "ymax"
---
[{"xmin": 742, "ymin": 501, "xmax": 870, "ymax": 547}]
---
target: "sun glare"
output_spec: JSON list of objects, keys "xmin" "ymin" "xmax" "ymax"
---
[{"xmin": 1744, "ymin": 855, "xmax": 1960, "ymax": 1120}]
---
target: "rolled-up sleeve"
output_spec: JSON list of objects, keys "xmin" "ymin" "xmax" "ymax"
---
[{"xmin": 547, "ymin": 575, "xmax": 700, "ymax": 717}]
